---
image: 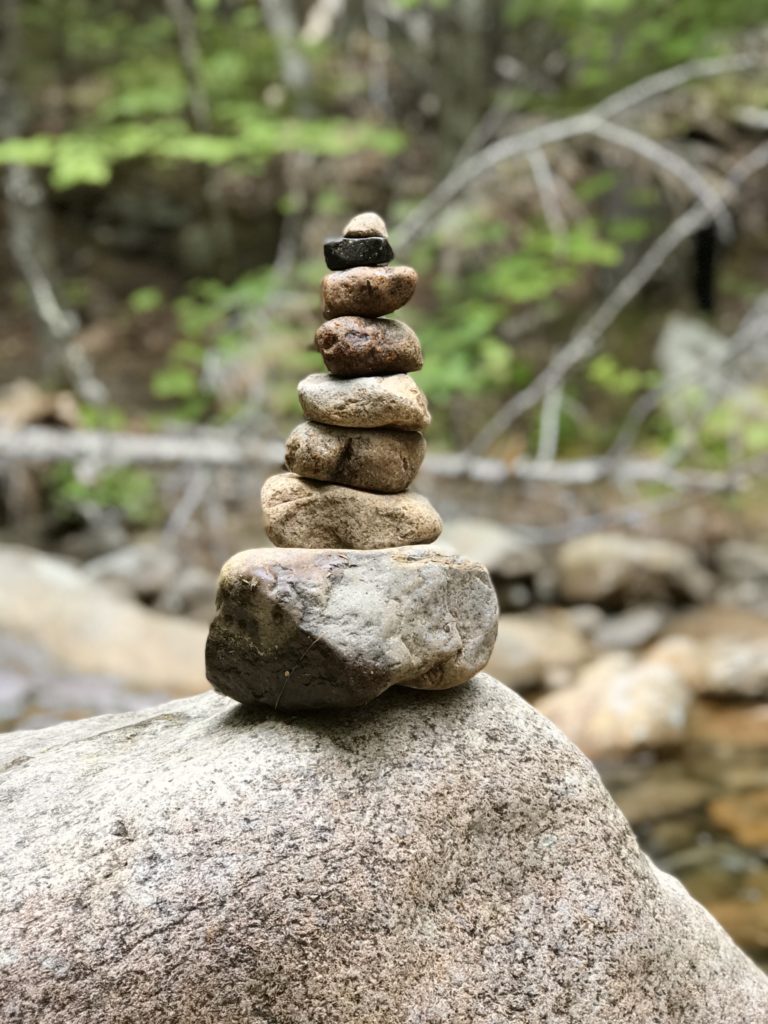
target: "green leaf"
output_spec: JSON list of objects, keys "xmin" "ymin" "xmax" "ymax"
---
[{"xmin": 128, "ymin": 286, "xmax": 165, "ymax": 315}]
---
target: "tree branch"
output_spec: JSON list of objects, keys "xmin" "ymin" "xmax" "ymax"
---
[
  {"xmin": 0, "ymin": 424, "xmax": 757, "ymax": 495},
  {"xmin": 392, "ymin": 52, "xmax": 763, "ymax": 249},
  {"xmin": 465, "ymin": 140, "xmax": 768, "ymax": 455}
]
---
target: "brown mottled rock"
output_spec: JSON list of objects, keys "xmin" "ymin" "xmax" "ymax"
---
[
  {"xmin": 298, "ymin": 373, "xmax": 430, "ymax": 431},
  {"xmin": 322, "ymin": 266, "xmax": 417, "ymax": 319},
  {"xmin": 315, "ymin": 316, "xmax": 422, "ymax": 377},
  {"xmin": 343, "ymin": 210, "xmax": 387, "ymax": 237},
  {"xmin": 261, "ymin": 472, "xmax": 441, "ymax": 549},
  {"xmin": 2, "ymin": 677, "xmax": 766, "ymax": 1023},
  {"xmin": 284, "ymin": 422, "xmax": 425, "ymax": 494},
  {"xmin": 206, "ymin": 546, "xmax": 498, "ymax": 709}
]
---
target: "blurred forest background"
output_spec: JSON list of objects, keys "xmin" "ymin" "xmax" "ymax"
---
[{"xmin": 1, "ymin": 0, "xmax": 768, "ymax": 971}]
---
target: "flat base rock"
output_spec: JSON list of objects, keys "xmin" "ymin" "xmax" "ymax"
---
[
  {"xmin": 206, "ymin": 545, "xmax": 498, "ymax": 709},
  {"xmin": 262, "ymin": 472, "xmax": 442, "ymax": 548},
  {"xmin": 298, "ymin": 372, "xmax": 431, "ymax": 430},
  {"xmin": 284, "ymin": 422, "xmax": 425, "ymax": 493},
  {"xmin": 2, "ymin": 677, "xmax": 766, "ymax": 1023}
]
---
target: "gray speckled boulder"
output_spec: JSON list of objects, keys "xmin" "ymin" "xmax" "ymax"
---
[
  {"xmin": 2, "ymin": 676, "xmax": 766, "ymax": 1023},
  {"xmin": 206, "ymin": 545, "xmax": 498, "ymax": 709}
]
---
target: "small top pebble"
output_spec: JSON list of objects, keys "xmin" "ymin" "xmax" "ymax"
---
[{"xmin": 343, "ymin": 211, "xmax": 388, "ymax": 238}]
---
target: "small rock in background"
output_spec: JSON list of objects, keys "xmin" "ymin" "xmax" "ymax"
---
[
  {"xmin": 697, "ymin": 638, "xmax": 768, "ymax": 699},
  {"xmin": 0, "ymin": 670, "xmax": 33, "ymax": 726},
  {"xmin": 0, "ymin": 545, "xmax": 207, "ymax": 697},
  {"xmin": 155, "ymin": 565, "xmax": 218, "ymax": 620},
  {"xmin": 565, "ymin": 603, "xmax": 607, "ymax": 636},
  {"xmin": 484, "ymin": 609, "xmax": 592, "ymax": 692},
  {"xmin": 593, "ymin": 604, "xmax": 668, "ymax": 651},
  {"xmin": 556, "ymin": 532, "xmax": 714, "ymax": 606},
  {"xmin": 715, "ymin": 539, "xmax": 768, "ymax": 583},
  {"xmin": 84, "ymin": 538, "xmax": 180, "ymax": 601},
  {"xmin": 436, "ymin": 517, "xmax": 543, "ymax": 584},
  {"xmin": 537, "ymin": 649, "xmax": 693, "ymax": 759},
  {"xmin": 708, "ymin": 790, "xmax": 768, "ymax": 853}
]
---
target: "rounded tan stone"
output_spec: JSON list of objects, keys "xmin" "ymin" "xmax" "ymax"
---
[
  {"xmin": 343, "ymin": 211, "xmax": 388, "ymax": 238},
  {"xmin": 315, "ymin": 317, "xmax": 422, "ymax": 377},
  {"xmin": 261, "ymin": 473, "xmax": 442, "ymax": 549},
  {"xmin": 285, "ymin": 422, "xmax": 425, "ymax": 494},
  {"xmin": 321, "ymin": 266, "xmax": 417, "ymax": 319},
  {"xmin": 298, "ymin": 373, "xmax": 430, "ymax": 430}
]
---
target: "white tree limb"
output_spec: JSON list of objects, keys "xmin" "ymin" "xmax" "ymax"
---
[{"xmin": 0, "ymin": 424, "xmax": 756, "ymax": 495}]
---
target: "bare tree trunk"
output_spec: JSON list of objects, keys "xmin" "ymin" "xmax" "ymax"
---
[
  {"xmin": 259, "ymin": 0, "xmax": 315, "ymax": 273},
  {"xmin": 0, "ymin": 0, "xmax": 107, "ymax": 402},
  {"xmin": 163, "ymin": 0, "xmax": 234, "ymax": 263}
]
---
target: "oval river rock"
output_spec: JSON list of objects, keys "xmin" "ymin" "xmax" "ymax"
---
[
  {"xmin": 315, "ymin": 316, "xmax": 423, "ymax": 377},
  {"xmin": 298, "ymin": 372, "xmax": 430, "ymax": 431},
  {"xmin": 261, "ymin": 472, "xmax": 442, "ymax": 549},
  {"xmin": 285, "ymin": 422, "xmax": 426, "ymax": 494},
  {"xmin": 321, "ymin": 266, "xmax": 418, "ymax": 320}
]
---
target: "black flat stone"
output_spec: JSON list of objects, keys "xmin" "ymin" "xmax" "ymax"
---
[{"xmin": 324, "ymin": 235, "xmax": 394, "ymax": 271}]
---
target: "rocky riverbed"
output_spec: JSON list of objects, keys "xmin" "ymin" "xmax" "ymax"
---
[{"xmin": 0, "ymin": 526, "xmax": 766, "ymax": 968}]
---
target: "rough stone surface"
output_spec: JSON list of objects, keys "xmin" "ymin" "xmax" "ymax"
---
[
  {"xmin": 2, "ymin": 675, "xmax": 766, "ymax": 1023},
  {"xmin": 284, "ymin": 421, "xmax": 425, "ymax": 493},
  {"xmin": 556, "ymin": 532, "xmax": 714, "ymax": 606},
  {"xmin": 315, "ymin": 316, "xmax": 423, "ymax": 377},
  {"xmin": 261, "ymin": 472, "xmax": 442, "ymax": 548},
  {"xmin": 321, "ymin": 266, "xmax": 418, "ymax": 319},
  {"xmin": 342, "ymin": 210, "xmax": 387, "ymax": 237},
  {"xmin": 206, "ymin": 546, "xmax": 498, "ymax": 709},
  {"xmin": 0, "ymin": 544, "xmax": 207, "ymax": 696},
  {"xmin": 324, "ymin": 235, "xmax": 393, "ymax": 270},
  {"xmin": 298, "ymin": 371, "xmax": 430, "ymax": 430}
]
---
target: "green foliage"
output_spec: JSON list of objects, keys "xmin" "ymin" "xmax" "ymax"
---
[
  {"xmin": 587, "ymin": 354, "xmax": 660, "ymax": 396},
  {"xmin": 128, "ymin": 286, "xmax": 165, "ymax": 315},
  {"xmin": 45, "ymin": 465, "xmax": 161, "ymax": 527}
]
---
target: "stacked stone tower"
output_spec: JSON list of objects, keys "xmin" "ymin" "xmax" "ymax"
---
[
  {"xmin": 206, "ymin": 213, "xmax": 498, "ymax": 711},
  {"xmin": 261, "ymin": 212, "xmax": 442, "ymax": 549}
]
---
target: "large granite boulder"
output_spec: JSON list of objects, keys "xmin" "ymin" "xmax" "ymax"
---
[{"xmin": 1, "ymin": 675, "xmax": 765, "ymax": 1023}]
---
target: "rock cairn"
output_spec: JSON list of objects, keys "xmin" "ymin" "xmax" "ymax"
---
[
  {"xmin": 262, "ymin": 211, "xmax": 442, "ymax": 549},
  {"xmin": 206, "ymin": 213, "xmax": 499, "ymax": 710}
]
